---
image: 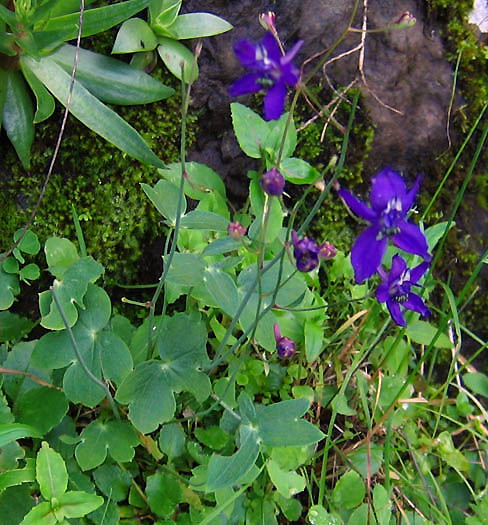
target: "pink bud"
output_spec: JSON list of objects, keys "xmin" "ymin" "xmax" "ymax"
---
[{"xmin": 227, "ymin": 221, "xmax": 247, "ymax": 239}]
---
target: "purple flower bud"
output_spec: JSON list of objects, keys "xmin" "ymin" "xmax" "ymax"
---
[
  {"xmin": 319, "ymin": 242, "xmax": 336, "ymax": 260},
  {"xmin": 260, "ymin": 168, "xmax": 285, "ymax": 197},
  {"xmin": 291, "ymin": 231, "xmax": 320, "ymax": 272},
  {"xmin": 273, "ymin": 323, "xmax": 296, "ymax": 358},
  {"xmin": 228, "ymin": 221, "xmax": 247, "ymax": 239}
]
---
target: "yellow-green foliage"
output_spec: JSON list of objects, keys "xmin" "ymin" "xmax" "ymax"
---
[{"xmin": 1, "ymin": 81, "xmax": 197, "ymax": 283}]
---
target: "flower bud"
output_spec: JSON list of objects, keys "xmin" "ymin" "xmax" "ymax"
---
[
  {"xmin": 260, "ymin": 168, "xmax": 285, "ymax": 197},
  {"xmin": 393, "ymin": 12, "xmax": 416, "ymax": 29},
  {"xmin": 273, "ymin": 323, "xmax": 296, "ymax": 358},
  {"xmin": 227, "ymin": 221, "xmax": 247, "ymax": 239},
  {"xmin": 291, "ymin": 231, "xmax": 320, "ymax": 272},
  {"xmin": 319, "ymin": 242, "xmax": 336, "ymax": 260},
  {"xmin": 259, "ymin": 11, "xmax": 276, "ymax": 32}
]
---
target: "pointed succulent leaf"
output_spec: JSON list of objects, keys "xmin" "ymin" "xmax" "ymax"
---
[
  {"xmin": 21, "ymin": 55, "xmax": 165, "ymax": 168},
  {"xmin": 19, "ymin": 501, "xmax": 56, "ymax": 525},
  {"xmin": 75, "ymin": 420, "xmax": 139, "ymax": 471},
  {"xmin": 112, "ymin": 18, "xmax": 158, "ymax": 53},
  {"xmin": 20, "ymin": 63, "xmax": 55, "ymax": 123},
  {"xmin": 57, "ymin": 491, "xmax": 103, "ymax": 518},
  {"xmin": 157, "ymin": 38, "xmax": 198, "ymax": 83},
  {"xmin": 170, "ymin": 13, "xmax": 232, "ymax": 39},
  {"xmin": 50, "ymin": 44, "xmax": 174, "ymax": 104}
]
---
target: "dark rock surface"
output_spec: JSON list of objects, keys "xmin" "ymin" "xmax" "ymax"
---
[{"xmin": 184, "ymin": 0, "xmax": 455, "ymax": 195}]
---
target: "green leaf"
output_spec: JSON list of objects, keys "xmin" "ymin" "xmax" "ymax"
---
[
  {"xmin": 99, "ymin": 331, "xmax": 133, "ymax": 385},
  {"xmin": 15, "ymin": 387, "xmax": 69, "ymax": 435},
  {"xmin": 2, "ymin": 256, "xmax": 19, "ymax": 274},
  {"xmin": 170, "ymin": 13, "xmax": 232, "ymax": 39},
  {"xmin": 207, "ymin": 425, "xmax": 260, "ymax": 490},
  {"xmin": 463, "ymin": 372, "xmax": 488, "ymax": 397},
  {"xmin": 146, "ymin": 471, "xmax": 183, "ymax": 518},
  {"xmin": 58, "ymin": 491, "xmax": 103, "ymax": 518},
  {"xmin": 141, "ymin": 179, "xmax": 185, "ymax": 225},
  {"xmin": 3, "ymin": 341, "xmax": 51, "ymax": 401},
  {"xmin": 372, "ymin": 484, "xmax": 392, "ymax": 525},
  {"xmin": 331, "ymin": 393, "xmax": 356, "ymax": 416},
  {"xmin": 0, "ymin": 486, "xmax": 35, "ymax": 525},
  {"xmin": 115, "ymin": 360, "xmax": 176, "ymax": 434},
  {"xmin": 21, "ymin": 55, "xmax": 165, "ymax": 168},
  {"xmin": 0, "ymin": 423, "xmax": 42, "ymax": 449},
  {"xmin": 203, "ymin": 267, "xmax": 239, "ymax": 317},
  {"xmin": 36, "ymin": 442, "xmax": 68, "ymax": 500},
  {"xmin": 19, "ymin": 264, "xmax": 40, "ymax": 282},
  {"xmin": 0, "ymin": 266, "xmax": 19, "ymax": 310},
  {"xmin": 231, "ymin": 103, "xmax": 269, "ymax": 158},
  {"xmin": 160, "ymin": 161, "xmax": 226, "ymax": 200},
  {"xmin": 20, "ymin": 62, "xmax": 55, "ymax": 123},
  {"xmin": 149, "ymin": 0, "xmax": 182, "ymax": 29},
  {"xmin": 157, "ymin": 37, "xmax": 198, "ymax": 83},
  {"xmin": 2, "ymin": 71, "xmax": 34, "ymax": 169},
  {"xmin": 180, "ymin": 210, "xmax": 229, "ymax": 231},
  {"xmin": 255, "ymin": 399, "xmax": 325, "ymax": 447},
  {"xmin": 13, "ymin": 229, "xmax": 40, "ymax": 256},
  {"xmin": 332, "ymin": 471, "xmax": 365, "ymax": 510},
  {"xmin": 435, "ymin": 431, "xmax": 470, "ymax": 471},
  {"xmin": 159, "ymin": 423, "xmax": 186, "ymax": 459},
  {"xmin": 280, "ymin": 157, "xmax": 320, "ymax": 185},
  {"xmin": 405, "ymin": 320, "xmax": 451, "ymax": 348},
  {"xmin": 50, "ymin": 44, "xmax": 174, "ymax": 105},
  {"xmin": 202, "ymin": 237, "xmax": 241, "ymax": 256},
  {"xmin": 40, "ymin": 257, "xmax": 104, "ymax": 330},
  {"xmin": 39, "ymin": 0, "xmax": 152, "ymax": 39},
  {"xmin": 93, "ymin": 464, "xmax": 131, "ymax": 502},
  {"xmin": 165, "ymin": 253, "xmax": 206, "ymax": 286},
  {"xmin": 0, "ymin": 312, "xmax": 33, "ymax": 342},
  {"xmin": 264, "ymin": 112, "xmax": 297, "ymax": 160},
  {"xmin": 348, "ymin": 443, "xmax": 383, "ymax": 478},
  {"xmin": 347, "ymin": 504, "xmax": 369, "ymax": 524},
  {"xmin": 0, "ymin": 457, "xmax": 35, "ymax": 491},
  {"xmin": 19, "ymin": 501, "xmax": 56, "ymax": 525},
  {"xmin": 75, "ymin": 420, "xmax": 139, "ymax": 471},
  {"xmin": 425, "ymin": 221, "xmax": 453, "ymax": 252},
  {"xmin": 305, "ymin": 320, "xmax": 324, "ymax": 362},
  {"xmin": 112, "ymin": 18, "xmax": 158, "ymax": 53},
  {"xmin": 194, "ymin": 426, "xmax": 229, "ymax": 451},
  {"xmin": 44, "ymin": 237, "xmax": 79, "ymax": 279},
  {"xmin": 267, "ymin": 459, "xmax": 305, "ymax": 498}
]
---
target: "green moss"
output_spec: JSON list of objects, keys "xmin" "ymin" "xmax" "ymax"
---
[{"xmin": 0, "ymin": 70, "xmax": 197, "ymax": 283}]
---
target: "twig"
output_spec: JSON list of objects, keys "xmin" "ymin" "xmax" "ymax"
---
[{"xmin": 0, "ymin": 367, "xmax": 61, "ymax": 390}]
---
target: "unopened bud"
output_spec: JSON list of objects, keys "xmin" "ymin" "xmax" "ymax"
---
[
  {"xmin": 228, "ymin": 221, "xmax": 247, "ymax": 239},
  {"xmin": 273, "ymin": 323, "xmax": 296, "ymax": 359},
  {"xmin": 259, "ymin": 11, "xmax": 276, "ymax": 32},
  {"xmin": 260, "ymin": 168, "xmax": 285, "ymax": 197},
  {"xmin": 319, "ymin": 242, "xmax": 336, "ymax": 260},
  {"xmin": 393, "ymin": 12, "xmax": 416, "ymax": 29}
]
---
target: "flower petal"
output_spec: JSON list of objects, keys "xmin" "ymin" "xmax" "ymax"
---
[
  {"xmin": 376, "ymin": 282, "xmax": 390, "ymax": 303},
  {"xmin": 386, "ymin": 300, "xmax": 406, "ymax": 327},
  {"xmin": 390, "ymin": 254, "xmax": 407, "ymax": 282},
  {"xmin": 402, "ymin": 175, "xmax": 422, "ymax": 211},
  {"xmin": 393, "ymin": 220, "xmax": 430, "ymax": 259},
  {"xmin": 262, "ymin": 32, "xmax": 282, "ymax": 63},
  {"xmin": 409, "ymin": 261, "xmax": 430, "ymax": 284},
  {"xmin": 234, "ymin": 39, "xmax": 258, "ymax": 68},
  {"xmin": 404, "ymin": 293, "xmax": 431, "ymax": 317},
  {"xmin": 351, "ymin": 225, "xmax": 387, "ymax": 283},
  {"xmin": 280, "ymin": 62, "xmax": 300, "ymax": 86},
  {"xmin": 370, "ymin": 168, "xmax": 407, "ymax": 212},
  {"xmin": 338, "ymin": 188, "xmax": 377, "ymax": 222},
  {"xmin": 281, "ymin": 40, "xmax": 304, "ymax": 64},
  {"xmin": 264, "ymin": 81, "xmax": 286, "ymax": 120},
  {"xmin": 229, "ymin": 73, "xmax": 262, "ymax": 97}
]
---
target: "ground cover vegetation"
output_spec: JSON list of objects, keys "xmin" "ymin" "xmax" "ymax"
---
[{"xmin": 1, "ymin": 1, "xmax": 488, "ymax": 524}]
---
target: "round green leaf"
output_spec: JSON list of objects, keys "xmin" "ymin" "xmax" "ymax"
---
[
  {"xmin": 332, "ymin": 470, "xmax": 365, "ymax": 510},
  {"xmin": 159, "ymin": 423, "xmax": 186, "ymax": 459},
  {"xmin": 112, "ymin": 18, "xmax": 158, "ymax": 53},
  {"xmin": 44, "ymin": 237, "xmax": 79, "ymax": 278},
  {"xmin": 2, "ymin": 257, "xmax": 19, "ymax": 274},
  {"xmin": 19, "ymin": 264, "xmax": 40, "ymax": 282}
]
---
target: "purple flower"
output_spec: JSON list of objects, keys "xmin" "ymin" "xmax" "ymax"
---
[
  {"xmin": 229, "ymin": 32, "xmax": 303, "ymax": 120},
  {"xmin": 228, "ymin": 221, "xmax": 247, "ymax": 239},
  {"xmin": 376, "ymin": 255, "xmax": 431, "ymax": 327},
  {"xmin": 338, "ymin": 168, "xmax": 430, "ymax": 283},
  {"xmin": 273, "ymin": 323, "xmax": 296, "ymax": 358},
  {"xmin": 291, "ymin": 231, "xmax": 320, "ymax": 272},
  {"xmin": 260, "ymin": 168, "xmax": 285, "ymax": 196}
]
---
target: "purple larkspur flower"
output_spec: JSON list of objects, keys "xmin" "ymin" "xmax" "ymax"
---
[
  {"xmin": 338, "ymin": 168, "xmax": 430, "ymax": 283},
  {"xmin": 291, "ymin": 231, "xmax": 320, "ymax": 272},
  {"xmin": 318, "ymin": 242, "xmax": 336, "ymax": 260},
  {"xmin": 273, "ymin": 323, "xmax": 296, "ymax": 358},
  {"xmin": 260, "ymin": 168, "xmax": 285, "ymax": 196},
  {"xmin": 229, "ymin": 32, "xmax": 303, "ymax": 120},
  {"xmin": 377, "ymin": 255, "xmax": 431, "ymax": 327}
]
